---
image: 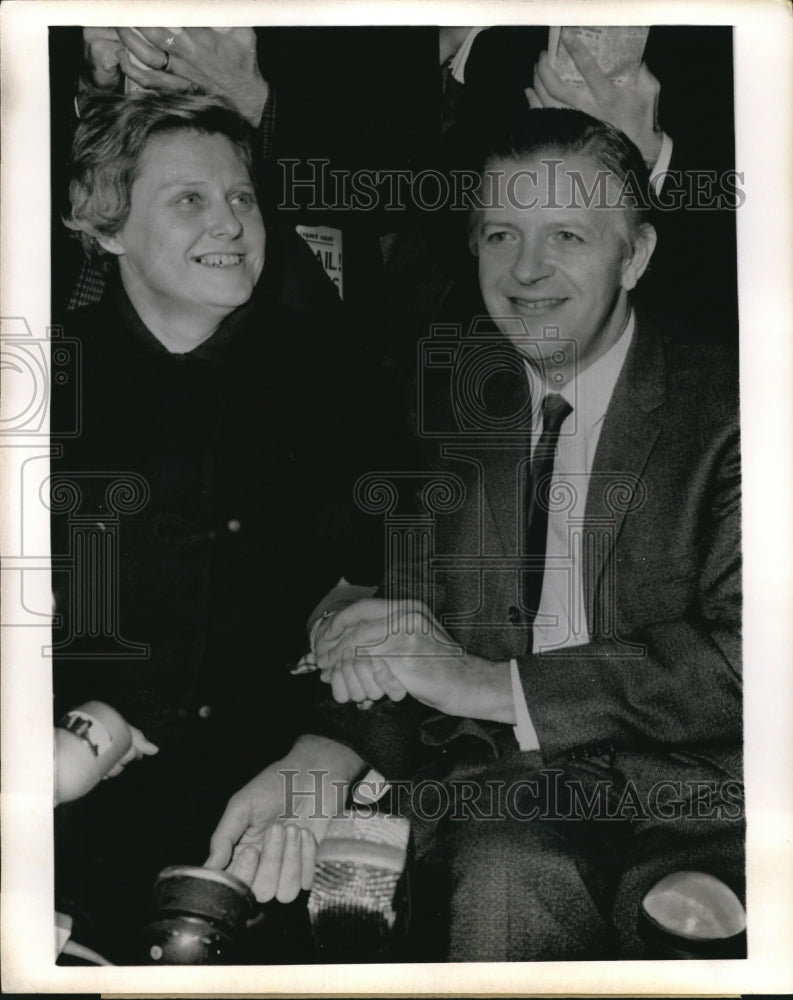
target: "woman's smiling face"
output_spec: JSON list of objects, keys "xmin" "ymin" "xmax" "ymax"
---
[{"xmin": 101, "ymin": 129, "xmax": 266, "ymax": 337}]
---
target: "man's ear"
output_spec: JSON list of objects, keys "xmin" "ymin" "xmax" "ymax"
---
[
  {"xmin": 621, "ymin": 222, "xmax": 657, "ymax": 291},
  {"xmin": 94, "ymin": 230, "xmax": 126, "ymax": 257}
]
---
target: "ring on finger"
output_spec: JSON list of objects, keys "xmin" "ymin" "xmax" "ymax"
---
[{"xmin": 160, "ymin": 50, "xmax": 171, "ymax": 72}]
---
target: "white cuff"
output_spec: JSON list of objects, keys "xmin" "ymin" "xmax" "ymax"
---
[
  {"xmin": 650, "ymin": 132, "xmax": 674, "ymax": 194},
  {"xmin": 510, "ymin": 658, "xmax": 541, "ymax": 751}
]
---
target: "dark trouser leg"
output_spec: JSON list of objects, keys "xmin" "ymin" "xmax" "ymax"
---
[
  {"xmin": 410, "ymin": 753, "xmax": 630, "ymax": 962},
  {"xmin": 446, "ymin": 813, "xmax": 620, "ymax": 960}
]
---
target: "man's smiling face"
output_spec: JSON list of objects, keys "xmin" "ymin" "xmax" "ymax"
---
[{"xmin": 475, "ymin": 152, "xmax": 654, "ymax": 380}]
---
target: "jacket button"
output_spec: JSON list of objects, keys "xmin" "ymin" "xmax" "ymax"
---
[
  {"xmin": 508, "ymin": 606, "xmax": 521, "ymax": 625},
  {"xmin": 227, "ymin": 519, "xmax": 241, "ymax": 533},
  {"xmin": 197, "ymin": 705, "xmax": 213, "ymax": 719}
]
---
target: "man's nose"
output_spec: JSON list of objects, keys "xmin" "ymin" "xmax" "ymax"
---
[
  {"xmin": 511, "ymin": 236, "xmax": 552, "ymax": 284},
  {"xmin": 208, "ymin": 200, "xmax": 243, "ymax": 239}
]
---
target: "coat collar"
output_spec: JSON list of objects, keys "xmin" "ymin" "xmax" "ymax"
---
[{"xmin": 102, "ymin": 268, "xmax": 267, "ymax": 365}]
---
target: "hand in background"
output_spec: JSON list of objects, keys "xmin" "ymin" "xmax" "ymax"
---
[
  {"xmin": 116, "ymin": 27, "xmax": 269, "ymax": 127},
  {"xmin": 103, "ymin": 725, "xmax": 159, "ymax": 778},
  {"xmin": 526, "ymin": 29, "xmax": 663, "ymax": 168},
  {"xmin": 204, "ymin": 736, "xmax": 363, "ymax": 902},
  {"xmin": 82, "ymin": 28, "xmax": 124, "ymax": 90}
]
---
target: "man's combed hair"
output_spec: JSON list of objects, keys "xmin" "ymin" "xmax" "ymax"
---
[
  {"xmin": 65, "ymin": 91, "xmax": 257, "ymax": 260},
  {"xmin": 464, "ymin": 106, "xmax": 653, "ymax": 250}
]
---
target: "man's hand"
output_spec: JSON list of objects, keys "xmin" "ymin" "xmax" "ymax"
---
[
  {"xmin": 526, "ymin": 30, "xmax": 663, "ymax": 168},
  {"xmin": 204, "ymin": 736, "xmax": 364, "ymax": 903},
  {"xmin": 116, "ymin": 28, "xmax": 269, "ymax": 127},
  {"xmin": 315, "ymin": 598, "xmax": 516, "ymax": 723}
]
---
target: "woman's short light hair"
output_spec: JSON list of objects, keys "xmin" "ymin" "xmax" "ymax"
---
[{"xmin": 65, "ymin": 91, "xmax": 256, "ymax": 261}]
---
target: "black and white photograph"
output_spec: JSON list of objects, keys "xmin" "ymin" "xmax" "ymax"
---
[{"xmin": 1, "ymin": 1, "xmax": 792, "ymax": 994}]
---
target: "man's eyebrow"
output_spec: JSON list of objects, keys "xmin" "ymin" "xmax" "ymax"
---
[{"xmin": 480, "ymin": 217, "xmax": 519, "ymax": 227}]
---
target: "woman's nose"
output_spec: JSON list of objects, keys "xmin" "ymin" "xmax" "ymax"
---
[{"xmin": 208, "ymin": 200, "xmax": 243, "ymax": 239}]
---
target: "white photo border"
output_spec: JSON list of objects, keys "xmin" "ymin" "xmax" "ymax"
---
[{"xmin": 2, "ymin": 0, "xmax": 792, "ymax": 993}]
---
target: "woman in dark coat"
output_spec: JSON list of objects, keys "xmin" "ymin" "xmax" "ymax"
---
[{"xmin": 51, "ymin": 91, "xmax": 378, "ymax": 961}]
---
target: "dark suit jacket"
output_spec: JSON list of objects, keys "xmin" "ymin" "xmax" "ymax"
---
[{"xmin": 312, "ymin": 311, "xmax": 742, "ymax": 790}]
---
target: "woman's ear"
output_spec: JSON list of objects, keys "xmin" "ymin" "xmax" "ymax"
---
[
  {"xmin": 621, "ymin": 222, "xmax": 657, "ymax": 292},
  {"xmin": 94, "ymin": 230, "xmax": 126, "ymax": 257}
]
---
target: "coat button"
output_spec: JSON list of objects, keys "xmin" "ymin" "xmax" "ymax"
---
[
  {"xmin": 508, "ymin": 606, "xmax": 521, "ymax": 625},
  {"xmin": 198, "ymin": 705, "xmax": 213, "ymax": 719},
  {"xmin": 227, "ymin": 519, "xmax": 241, "ymax": 533}
]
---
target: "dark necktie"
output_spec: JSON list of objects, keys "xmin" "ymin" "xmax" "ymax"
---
[{"xmin": 521, "ymin": 393, "xmax": 573, "ymax": 622}]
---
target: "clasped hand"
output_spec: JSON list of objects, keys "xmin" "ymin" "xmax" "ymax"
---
[{"xmin": 314, "ymin": 598, "xmax": 511, "ymax": 721}]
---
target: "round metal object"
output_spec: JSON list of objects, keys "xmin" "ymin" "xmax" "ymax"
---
[{"xmin": 140, "ymin": 865, "xmax": 258, "ymax": 965}]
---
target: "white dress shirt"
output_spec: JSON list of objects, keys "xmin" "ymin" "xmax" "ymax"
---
[{"xmin": 511, "ymin": 315, "xmax": 635, "ymax": 750}]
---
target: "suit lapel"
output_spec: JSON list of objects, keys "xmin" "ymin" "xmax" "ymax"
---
[
  {"xmin": 584, "ymin": 318, "xmax": 667, "ymax": 626},
  {"xmin": 476, "ymin": 361, "xmax": 533, "ymax": 558}
]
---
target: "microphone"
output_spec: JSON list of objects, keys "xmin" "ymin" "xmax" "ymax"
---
[{"xmin": 308, "ymin": 809, "xmax": 410, "ymax": 961}]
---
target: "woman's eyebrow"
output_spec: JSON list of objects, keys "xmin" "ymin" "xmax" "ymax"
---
[{"xmin": 156, "ymin": 177, "xmax": 255, "ymax": 191}]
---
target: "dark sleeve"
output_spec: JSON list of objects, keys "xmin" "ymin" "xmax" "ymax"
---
[
  {"xmin": 302, "ymin": 464, "xmax": 442, "ymax": 778},
  {"xmin": 305, "ymin": 680, "xmax": 433, "ymax": 780},
  {"xmin": 641, "ymin": 27, "xmax": 739, "ymax": 342}
]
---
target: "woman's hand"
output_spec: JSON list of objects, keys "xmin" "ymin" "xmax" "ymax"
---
[{"xmin": 205, "ymin": 736, "xmax": 364, "ymax": 902}]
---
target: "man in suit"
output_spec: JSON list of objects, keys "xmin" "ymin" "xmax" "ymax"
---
[{"xmin": 207, "ymin": 108, "xmax": 743, "ymax": 961}]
